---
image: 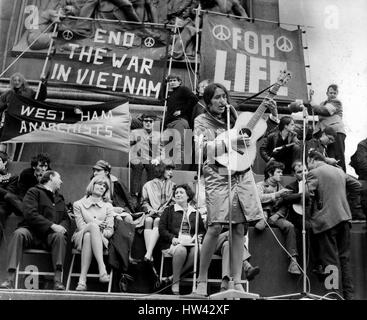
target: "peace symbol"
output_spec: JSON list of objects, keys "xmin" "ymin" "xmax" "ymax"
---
[
  {"xmin": 144, "ymin": 37, "xmax": 155, "ymax": 48},
  {"xmin": 276, "ymin": 36, "xmax": 293, "ymax": 52},
  {"xmin": 212, "ymin": 25, "xmax": 231, "ymax": 41},
  {"xmin": 62, "ymin": 29, "xmax": 74, "ymax": 41}
]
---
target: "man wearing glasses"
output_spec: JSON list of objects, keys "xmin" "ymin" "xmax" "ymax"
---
[{"xmin": 130, "ymin": 112, "xmax": 162, "ymax": 200}]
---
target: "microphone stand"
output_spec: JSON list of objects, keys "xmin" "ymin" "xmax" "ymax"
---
[
  {"xmin": 192, "ymin": 134, "xmax": 203, "ymax": 293},
  {"xmin": 210, "ymin": 105, "xmax": 259, "ymax": 300}
]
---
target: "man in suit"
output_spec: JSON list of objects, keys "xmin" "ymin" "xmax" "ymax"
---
[
  {"xmin": 307, "ymin": 150, "xmax": 361, "ymax": 300},
  {"xmin": 0, "ymin": 171, "xmax": 70, "ymax": 290}
]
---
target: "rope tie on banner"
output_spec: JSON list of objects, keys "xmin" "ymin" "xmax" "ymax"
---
[
  {"xmin": 0, "ymin": 21, "xmax": 57, "ymax": 78},
  {"xmin": 176, "ymin": 27, "xmax": 195, "ymax": 92}
]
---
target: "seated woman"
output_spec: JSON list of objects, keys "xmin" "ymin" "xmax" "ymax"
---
[
  {"xmin": 159, "ymin": 184, "xmax": 205, "ymax": 295},
  {"xmin": 72, "ymin": 175, "xmax": 114, "ymax": 291},
  {"xmin": 141, "ymin": 161, "xmax": 175, "ymax": 262}
]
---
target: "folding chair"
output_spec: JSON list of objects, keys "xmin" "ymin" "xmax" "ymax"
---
[
  {"xmin": 66, "ymin": 248, "xmax": 113, "ymax": 292},
  {"xmin": 15, "ymin": 249, "xmax": 63, "ymax": 289}
]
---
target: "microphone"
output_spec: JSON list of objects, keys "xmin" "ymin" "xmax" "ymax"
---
[{"xmin": 288, "ymin": 99, "xmax": 304, "ymax": 113}]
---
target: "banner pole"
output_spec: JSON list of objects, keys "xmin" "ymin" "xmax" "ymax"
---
[
  {"xmin": 160, "ymin": 18, "xmax": 178, "ymax": 136},
  {"xmin": 35, "ymin": 9, "xmax": 61, "ymax": 99},
  {"xmin": 14, "ymin": 10, "xmax": 61, "ymax": 162},
  {"xmin": 193, "ymin": 5, "xmax": 202, "ymax": 93}
]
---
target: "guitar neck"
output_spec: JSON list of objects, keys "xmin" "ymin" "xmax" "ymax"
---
[{"xmin": 246, "ymin": 83, "xmax": 281, "ymax": 130}]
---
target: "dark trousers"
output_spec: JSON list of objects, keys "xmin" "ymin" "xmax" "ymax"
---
[
  {"xmin": 130, "ymin": 162, "xmax": 156, "ymax": 196},
  {"xmin": 327, "ymin": 133, "xmax": 346, "ymax": 172},
  {"xmin": 269, "ymin": 217, "xmax": 298, "ymax": 257},
  {"xmin": 360, "ymin": 180, "xmax": 367, "ymax": 216},
  {"xmin": 0, "ymin": 196, "xmax": 23, "ymax": 243},
  {"xmin": 7, "ymin": 227, "xmax": 67, "ymax": 272},
  {"xmin": 315, "ymin": 221, "xmax": 354, "ymax": 299},
  {"xmin": 3, "ymin": 193, "xmax": 23, "ymax": 216}
]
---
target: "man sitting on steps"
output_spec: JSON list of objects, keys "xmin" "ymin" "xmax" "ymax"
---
[
  {"xmin": 0, "ymin": 170, "xmax": 70, "ymax": 290},
  {"xmin": 255, "ymin": 161, "xmax": 302, "ymax": 275}
]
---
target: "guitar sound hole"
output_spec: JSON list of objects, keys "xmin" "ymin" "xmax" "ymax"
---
[{"xmin": 239, "ymin": 128, "xmax": 252, "ymax": 138}]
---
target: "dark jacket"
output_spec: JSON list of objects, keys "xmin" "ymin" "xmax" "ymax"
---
[
  {"xmin": 159, "ymin": 204, "xmax": 205, "ymax": 251},
  {"xmin": 112, "ymin": 180, "xmax": 136, "ymax": 213},
  {"xmin": 0, "ymin": 82, "xmax": 47, "ymax": 112},
  {"xmin": 21, "ymin": 185, "xmax": 70, "ymax": 239},
  {"xmin": 350, "ymin": 138, "xmax": 367, "ymax": 180},
  {"xmin": 17, "ymin": 167, "xmax": 39, "ymax": 199},
  {"xmin": 164, "ymin": 85, "xmax": 199, "ymax": 128},
  {"xmin": 0, "ymin": 173, "xmax": 18, "ymax": 200},
  {"xmin": 260, "ymin": 130, "xmax": 300, "ymax": 163},
  {"xmin": 307, "ymin": 162, "xmax": 360, "ymax": 234},
  {"xmin": 108, "ymin": 219, "xmax": 135, "ymax": 272}
]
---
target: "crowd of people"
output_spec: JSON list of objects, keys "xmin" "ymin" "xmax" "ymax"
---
[{"xmin": 0, "ymin": 68, "xmax": 366, "ymax": 300}]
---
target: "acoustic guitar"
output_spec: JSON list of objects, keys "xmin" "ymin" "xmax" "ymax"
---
[
  {"xmin": 215, "ymin": 70, "xmax": 292, "ymax": 172},
  {"xmin": 292, "ymin": 181, "xmax": 304, "ymax": 215}
]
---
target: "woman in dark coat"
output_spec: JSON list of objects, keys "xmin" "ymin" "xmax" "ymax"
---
[{"xmin": 159, "ymin": 184, "xmax": 205, "ymax": 295}]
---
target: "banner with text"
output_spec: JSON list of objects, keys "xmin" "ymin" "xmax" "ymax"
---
[
  {"xmin": 200, "ymin": 13, "xmax": 308, "ymax": 101},
  {"xmin": 1, "ymin": 94, "xmax": 130, "ymax": 152},
  {"xmin": 12, "ymin": 0, "xmax": 170, "ymax": 100}
]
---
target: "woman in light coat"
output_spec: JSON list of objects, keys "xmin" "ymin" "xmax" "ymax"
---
[{"xmin": 72, "ymin": 175, "xmax": 114, "ymax": 291}]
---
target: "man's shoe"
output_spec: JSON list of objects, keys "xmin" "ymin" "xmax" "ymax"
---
[
  {"xmin": 288, "ymin": 259, "xmax": 301, "ymax": 275},
  {"xmin": 245, "ymin": 266, "xmax": 260, "ymax": 281},
  {"xmin": 54, "ymin": 281, "xmax": 66, "ymax": 290},
  {"xmin": 0, "ymin": 280, "xmax": 14, "ymax": 289}
]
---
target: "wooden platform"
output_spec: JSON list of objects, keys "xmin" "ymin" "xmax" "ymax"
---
[{"xmin": 1, "ymin": 163, "xmax": 366, "ymax": 299}]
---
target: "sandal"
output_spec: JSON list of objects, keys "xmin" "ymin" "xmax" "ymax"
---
[
  {"xmin": 76, "ymin": 282, "xmax": 87, "ymax": 291},
  {"xmin": 99, "ymin": 273, "xmax": 110, "ymax": 283},
  {"xmin": 234, "ymin": 282, "xmax": 245, "ymax": 292},
  {"xmin": 171, "ymin": 282, "xmax": 180, "ymax": 295},
  {"xmin": 194, "ymin": 280, "xmax": 208, "ymax": 296}
]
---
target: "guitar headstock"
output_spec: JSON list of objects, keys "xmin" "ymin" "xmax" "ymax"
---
[
  {"xmin": 269, "ymin": 70, "xmax": 292, "ymax": 95},
  {"xmin": 277, "ymin": 70, "xmax": 292, "ymax": 86}
]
